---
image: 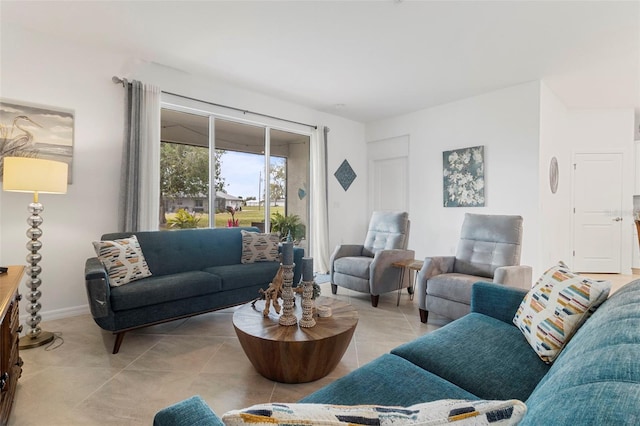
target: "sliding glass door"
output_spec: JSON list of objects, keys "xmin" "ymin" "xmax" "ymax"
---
[{"xmin": 159, "ymin": 108, "xmax": 310, "ymax": 250}]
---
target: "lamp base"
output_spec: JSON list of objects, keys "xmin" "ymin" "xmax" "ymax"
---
[{"xmin": 19, "ymin": 331, "xmax": 54, "ymax": 350}]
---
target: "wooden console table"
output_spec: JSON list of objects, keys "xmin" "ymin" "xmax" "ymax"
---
[
  {"xmin": 233, "ymin": 296, "xmax": 358, "ymax": 383},
  {"xmin": 0, "ymin": 266, "xmax": 24, "ymax": 425}
]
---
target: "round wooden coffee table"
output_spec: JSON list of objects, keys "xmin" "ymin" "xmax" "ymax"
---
[{"xmin": 233, "ymin": 296, "xmax": 358, "ymax": 383}]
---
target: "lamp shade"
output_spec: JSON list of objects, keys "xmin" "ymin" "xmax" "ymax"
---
[{"xmin": 2, "ymin": 157, "xmax": 68, "ymax": 194}]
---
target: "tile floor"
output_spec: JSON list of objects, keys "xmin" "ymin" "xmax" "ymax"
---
[{"xmin": 11, "ymin": 274, "xmax": 638, "ymax": 425}]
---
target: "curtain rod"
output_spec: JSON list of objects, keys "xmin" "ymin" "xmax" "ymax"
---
[{"xmin": 112, "ymin": 76, "xmax": 317, "ymax": 130}]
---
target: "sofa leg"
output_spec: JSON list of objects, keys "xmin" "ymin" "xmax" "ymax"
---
[
  {"xmin": 419, "ymin": 308, "xmax": 428, "ymax": 323},
  {"xmin": 331, "ymin": 284, "xmax": 338, "ymax": 295},
  {"xmin": 371, "ymin": 295, "xmax": 379, "ymax": 307},
  {"xmin": 113, "ymin": 332, "xmax": 126, "ymax": 354}
]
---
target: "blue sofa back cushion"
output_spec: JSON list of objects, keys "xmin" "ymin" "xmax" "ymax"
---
[
  {"xmin": 521, "ymin": 279, "xmax": 640, "ymax": 425},
  {"xmin": 102, "ymin": 227, "xmax": 257, "ymax": 277},
  {"xmin": 391, "ymin": 312, "xmax": 550, "ymax": 402}
]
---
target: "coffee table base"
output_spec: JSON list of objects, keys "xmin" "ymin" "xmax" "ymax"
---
[{"xmin": 233, "ymin": 297, "xmax": 358, "ymax": 383}]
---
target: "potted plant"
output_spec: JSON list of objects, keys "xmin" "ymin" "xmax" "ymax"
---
[{"xmin": 270, "ymin": 212, "xmax": 305, "ymax": 242}]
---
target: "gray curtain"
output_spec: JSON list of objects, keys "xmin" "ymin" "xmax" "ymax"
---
[
  {"xmin": 118, "ymin": 80, "xmax": 160, "ymax": 232},
  {"xmin": 118, "ymin": 80, "xmax": 143, "ymax": 232}
]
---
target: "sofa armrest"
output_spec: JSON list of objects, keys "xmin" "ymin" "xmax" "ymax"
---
[
  {"xmin": 493, "ymin": 265, "xmax": 533, "ymax": 290},
  {"xmin": 84, "ymin": 257, "xmax": 112, "ymax": 319},
  {"xmin": 415, "ymin": 256, "xmax": 455, "ymax": 310},
  {"xmin": 153, "ymin": 395, "xmax": 223, "ymax": 426},
  {"xmin": 470, "ymin": 281, "xmax": 528, "ymax": 325}
]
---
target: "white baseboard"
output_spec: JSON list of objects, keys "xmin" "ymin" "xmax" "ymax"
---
[{"xmin": 19, "ymin": 304, "xmax": 90, "ymax": 324}]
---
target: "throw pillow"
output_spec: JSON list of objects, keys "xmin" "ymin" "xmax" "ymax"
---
[
  {"xmin": 513, "ymin": 261, "xmax": 611, "ymax": 364},
  {"xmin": 241, "ymin": 230, "xmax": 280, "ymax": 264},
  {"xmin": 92, "ymin": 235, "xmax": 152, "ymax": 286},
  {"xmin": 222, "ymin": 399, "xmax": 527, "ymax": 425}
]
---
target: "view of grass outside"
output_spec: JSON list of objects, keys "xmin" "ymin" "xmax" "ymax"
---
[{"xmin": 163, "ymin": 205, "xmax": 284, "ymax": 229}]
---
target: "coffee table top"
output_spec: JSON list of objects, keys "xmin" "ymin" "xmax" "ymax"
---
[{"xmin": 233, "ymin": 296, "xmax": 358, "ymax": 343}]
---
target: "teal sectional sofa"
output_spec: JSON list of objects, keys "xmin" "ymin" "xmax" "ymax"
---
[
  {"xmin": 154, "ymin": 279, "xmax": 640, "ymax": 425},
  {"xmin": 85, "ymin": 227, "xmax": 303, "ymax": 354}
]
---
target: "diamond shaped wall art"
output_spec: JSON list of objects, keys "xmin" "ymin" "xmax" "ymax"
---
[{"xmin": 334, "ymin": 159, "xmax": 357, "ymax": 191}]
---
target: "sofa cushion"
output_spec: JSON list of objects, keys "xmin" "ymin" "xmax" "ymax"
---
[
  {"xmin": 110, "ymin": 271, "xmax": 222, "ymax": 311},
  {"xmin": 513, "ymin": 261, "xmax": 611, "ymax": 364},
  {"xmin": 300, "ymin": 353, "xmax": 479, "ymax": 406},
  {"xmin": 204, "ymin": 262, "xmax": 281, "ymax": 291},
  {"xmin": 222, "ymin": 399, "xmax": 526, "ymax": 426},
  {"xmin": 93, "ymin": 235, "xmax": 152, "ymax": 286},
  {"xmin": 392, "ymin": 312, "xmax": 550, "ymax": 402},
  {"xmin": 426, "ymin": 273, "xmax": 481, "ymax": 305},
  {"xmin": 520, "ymin": 279, "xmax": 640, "ymax": 425},
  {"xmin": 240, "ymin": 230, "xmax": 280, "ymax": 263}
]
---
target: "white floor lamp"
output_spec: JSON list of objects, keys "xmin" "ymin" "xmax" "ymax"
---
[{"xmin": 2, "ymin": 157, "xmax": 68, "ymax": 349}]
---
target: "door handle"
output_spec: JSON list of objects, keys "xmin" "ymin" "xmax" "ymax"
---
[{"xmin": 613, "ymin": 217, "xmax": 623, "ymax": 222}]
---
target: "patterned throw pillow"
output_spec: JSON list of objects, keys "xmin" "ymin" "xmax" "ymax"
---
[
  {"xmin": 92, "ymin": 235, "xmax": 152, "ymax": 286},
  {"xmin": 222, "ymin": 399, "xmax": 527, "ymax": 425},
  {"xmin": 513, "ymin": 261, "xmax": 611, "ymax": 364},
  {"xmin": 241, "ymin": 230, "xmax": 280, "ymax": 264}
]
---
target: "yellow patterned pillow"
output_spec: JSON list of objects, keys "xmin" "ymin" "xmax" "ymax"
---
[
  {"xmin": 92, "ymin": 235, "xmax": 152, "ymax": 286},
  {"xmin": 241, "ymin": 230, "xmax": 280, "ymax": 264},
  {"xmin": 222, "ymin": 399, "xmax": 527, "ymax": 425},
  {"xmin": 513, "ymin": 261, "xmax": 611, "ymax": 364}
]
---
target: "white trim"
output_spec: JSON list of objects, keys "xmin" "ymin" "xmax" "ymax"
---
[{"xmin": 21, "ymin": 304, "xmax": 90, "ymax": 325}]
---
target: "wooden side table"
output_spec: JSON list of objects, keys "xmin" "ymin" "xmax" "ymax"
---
[
  {"xmin": 233, "ymin": 296, "xmax": 358, "ymax": 383},
  {"xmin": 392, "ymin": 259, "xmax": 424, "ymax": 305}
]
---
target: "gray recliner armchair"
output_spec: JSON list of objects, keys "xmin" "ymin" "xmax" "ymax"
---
[
  {"xmin": 416, "ymin": 213, "xmax": 532, "ymax": 323},
  {"xmin": 330, "ymin": 211, "xmax": 415, "ymax": 307}
]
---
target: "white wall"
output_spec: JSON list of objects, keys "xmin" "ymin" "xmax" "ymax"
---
[
  {"xmin": 1, "ymin": 25, "xmax": 126, "ymax": 319},
  {"xmin": 366, "ymin": 82, "xmax": 542, "ymax": 274},
  {"xmin": 539, "ymin": 83, "xmax": 571, "ymax": 270},
  {"xmin": 0, "ymin": 24, "xmax": 365, "ymax": 320}
]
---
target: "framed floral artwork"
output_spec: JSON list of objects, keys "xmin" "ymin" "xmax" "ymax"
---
[{"xmin": 443, "ymin": 145, "xmax": 485, "ymax": 207}]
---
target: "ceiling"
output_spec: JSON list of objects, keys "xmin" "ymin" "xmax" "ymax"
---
[{"xmin": 2, "ymin": 1, "xmax": 639, "ymax": 123}]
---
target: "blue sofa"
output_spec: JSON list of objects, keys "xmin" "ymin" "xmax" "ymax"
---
[
  {"xmin": 85, "ymin": 227, "xmax": 303, "ymax": 354},
  {"xmin": 153, "ymin": 279, "xmax": 640, "ymax": 425}
]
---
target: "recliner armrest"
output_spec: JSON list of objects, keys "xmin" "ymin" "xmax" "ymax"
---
[
  {"xmin": 414, "ymin": 256, "xmax": 456, "ymax": 310},
  {"xmin": 353, "ymin": 249, "xmax": 414, "ymax": 296},
  {"xmin": 493, "ymin": 265, "xmax": 532, "ymax": 290},
  {"xmin": 330, "ymin": 244, "xmax": 365, "ymax": 260},
  {"xmin": 371, "ymin": 249, "xmax": 415, "ymax": 266},
  {"xmin": 419, "ymin": 256, "xmax": 456, "ymax": 280},
  {"xmin": 470, "ymin": 281, "xmax": 528, "ymax": 325}
]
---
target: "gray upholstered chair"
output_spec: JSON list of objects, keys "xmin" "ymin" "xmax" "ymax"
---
[
  {"xmin": 416, "ymin": 213, "xmax": 532, "ymax": 323},
  {"xmin": 330, "ymin": 211, "xmax": 415, "ymax": 307}
]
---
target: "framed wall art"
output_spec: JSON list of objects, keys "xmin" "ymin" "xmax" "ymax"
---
[
  {"xmin": 443, "ymin": 145, "xmax": 485, "ymax": 207},
  {"xmin": 0, "ymin": 100, "xmax": 74, "ymax": 182}
]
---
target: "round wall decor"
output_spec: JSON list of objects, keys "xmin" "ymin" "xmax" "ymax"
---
[{"xmin": 549, "ymin": 156, "xmax": 559, "ymax": 194}]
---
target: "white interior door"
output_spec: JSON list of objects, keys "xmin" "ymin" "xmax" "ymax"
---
[
  {"xmin": 572, "ymin": 152, "xmax": 623, "ymax": 272},
  {"xmin": 368, "ymin": 136, "xmax": 409, "ymax": 216}
]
